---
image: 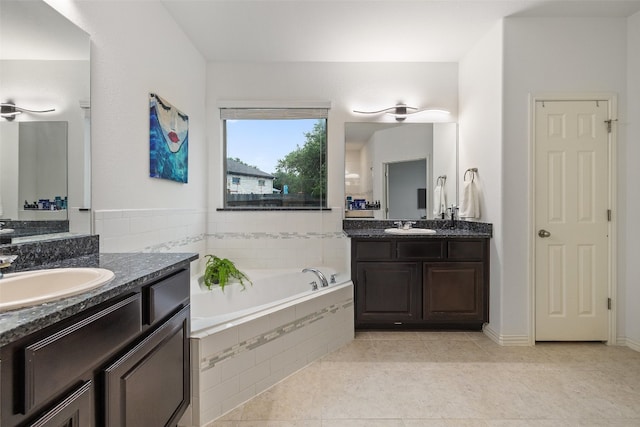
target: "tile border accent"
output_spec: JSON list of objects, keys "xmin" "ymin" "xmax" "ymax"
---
[
  {"xmin": 143, "ymin": 233, "xmax": 206, "ymax": 252},
  {"xmin": 198, "ymin": 297, "xmax": 353, "ymax": 371},
  {"xmin": 207, "ymin": 232, "xmax": 346, "ymax": 240}
]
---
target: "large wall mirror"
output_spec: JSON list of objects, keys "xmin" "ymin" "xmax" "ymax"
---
[
  {"xmin": 345, "ymin": 122, "xmax": 458, "ymax": 220},
  {"xmin": 0, "ymin": 0, "xmax": 91, "ymax": 241}
]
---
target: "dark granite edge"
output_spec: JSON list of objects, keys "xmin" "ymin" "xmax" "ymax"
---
[
  {"xmin": 0, "ymin": 252, "xmax": 198, "ymax": 347},
  {"xmin": 343, "ymin": 230, "xmax": 492, "ymax": 239},
  {"xmin": 343, "ymin": 219, "xmax": 493, "ymax": 239},
  {"xmin": 0, "ymin": 235, "xmax": 100, "ymax": 272}
]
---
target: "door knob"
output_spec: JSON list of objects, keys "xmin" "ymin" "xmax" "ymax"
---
[{"xmin": 538, "ymin": 229, "xmax": 551, "ymax": 238}]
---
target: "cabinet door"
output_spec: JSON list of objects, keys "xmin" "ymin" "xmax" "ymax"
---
[
  {"xmin": 356, "ymin": 262, "xmax": 420, "ymax": 325},
  {"xmin": 103, "ymin": 305, "xmax": 190, "ymax": 427},
  {"xmin": 423, "ymin": 262, "xmax": 485, "ymax": 322},
  {"xmin": 26, "ymin": 381, "xmax": 93, "ymax": 427}
]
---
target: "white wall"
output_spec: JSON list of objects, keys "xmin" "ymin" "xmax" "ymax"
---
[
  {"xmin": 459, "ymin": 22, "xmax": 505, "ymax": 340},
  {"xmin": 625, "ymin": 11, "xmax": 640, "ymax": 350},
  {"xmin": 49, "ymin": 1, "xmax": 208, "ymax": 261},
  {"xmin": 206, "ymin": 62, "xmax": 458, "ymax": 271},
  {"xmin": 502, "ymin": 17, "xmax": 628, "ymax": 340}
]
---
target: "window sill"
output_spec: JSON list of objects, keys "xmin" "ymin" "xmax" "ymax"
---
[{"xmin": 217, "ymin": 207, "xmax": 331, "ymax": 212}]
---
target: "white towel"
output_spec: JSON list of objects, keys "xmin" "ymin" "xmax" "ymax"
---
[
  {"xmin": 459, "ymin": 177, "xmax": 480, "ymax": 219},
  {"xmin": 433, "ymin": 184, "xmax": 447, "ymax": 218}
]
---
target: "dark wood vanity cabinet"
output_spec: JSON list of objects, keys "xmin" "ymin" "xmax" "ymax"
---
[
  {"xmin": 1, "ymin": 267, "xmax": 190, "ymax": 427},
  {"xmin": 352, "ymin": 238, "xmax": 489, "ymax": 329}
]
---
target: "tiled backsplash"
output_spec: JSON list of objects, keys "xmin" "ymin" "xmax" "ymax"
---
[{"xmin": 94, "ymin": 207, "xmax": 349, "ymax": 274}]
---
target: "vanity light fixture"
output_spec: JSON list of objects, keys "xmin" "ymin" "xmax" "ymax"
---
[
  {"xmin": 353, "ymin": 103, "xmax": 450, "ymax": 122},
  {"xmin": 1, "ymin": 101, "xmax": 55, "ymax": 121}
]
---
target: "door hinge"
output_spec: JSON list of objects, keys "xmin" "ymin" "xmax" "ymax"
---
[
  {"xmin": 608, "ymin": 298, "xmax": 612, "ymax": 310},
  {"xmin": 605, "ymin": 119, "xmax": 618, "ymax": 133},
  {"xmin": 607, "ymin": 209, "xmax": 612, "ymax": 221}
]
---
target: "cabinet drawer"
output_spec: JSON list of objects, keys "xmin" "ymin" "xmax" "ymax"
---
[
  {"xmin": 146, "ymin": 269, "xmax": 189, "ymax": 325},
  {"xmin": 23, "ymin": 294, "xmax": 142, "ymax": 412},
  {"xmin": 26, "ymin": 381, "xmax": 93, "ymax": 427},
  {"xmin": 447, "ymin": 240, "xmax": 485, "ymax": 260},
  {"xmin": 397, "ymin": 241, "xmax": 444, "ymax": 259},
  {"xmin": 354, "ymin": 240, "xmax": 393, "ymax": 260}
]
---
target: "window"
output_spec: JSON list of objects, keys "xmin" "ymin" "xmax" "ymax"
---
[{"xmin": 221, "ymin": 107, "xmax": 328, "ymax": 209}]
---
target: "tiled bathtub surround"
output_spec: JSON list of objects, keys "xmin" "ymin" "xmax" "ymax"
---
[
  {"xmin": 206, "ymin": 208, "xmax": 349, "ymax": 272},
  {"xmin": 94, "ymin": 207, "xmax": 207, "ymax": 256},
  {"xmin": 183, "ymin": 283, "xmax": 354, "ymax": 427}
]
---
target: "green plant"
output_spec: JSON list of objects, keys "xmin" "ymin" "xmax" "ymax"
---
[{"xmin": 203, "ymin": 255, "xmax": 252, "ymax": 291}]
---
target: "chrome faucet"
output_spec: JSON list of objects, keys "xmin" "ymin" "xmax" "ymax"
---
[
  {"xmin": 402, "ymin": 221, "xmax": 417, "ymax": 230},
  {"xmin": 302, "ymin": 267, "xmax": 329, "ymax": 288},
  {"xmin": 0, "ymin": 254, "xmax": 18, "ymax": 278}
]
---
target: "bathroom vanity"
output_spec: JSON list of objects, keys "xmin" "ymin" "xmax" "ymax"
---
[
  {"xmin": 344, "ymin": 220, "xmax": 491, "ymax": 330},
  {"xmin": 0, "ymin": 249, "xmax": 197, "ymax": 427}
]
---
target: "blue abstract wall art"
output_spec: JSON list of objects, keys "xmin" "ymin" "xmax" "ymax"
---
[{"xmin": 149, "ymin": 93, "xmax": 188, "ymax": 183}]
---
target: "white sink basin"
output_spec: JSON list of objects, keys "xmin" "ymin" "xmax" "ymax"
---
[
  {"xmin": 0, "ymin": 268, "xmax": 115, "ymax": 311},
  {"xmin": 384, "ymin": 228, "xmax": 437, "ymax": 235},
  {"xmin": 0, "ymin": 228, "xmax": 14, "ymax": 235}
]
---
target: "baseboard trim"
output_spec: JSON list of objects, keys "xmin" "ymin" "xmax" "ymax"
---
[
  {"xmin": 483, "ymin": 324, "xmax": 531, "ymax": 346},
  {"xmin": 619, "ymin": 337, "xmax": 640, "ymax": 352}
]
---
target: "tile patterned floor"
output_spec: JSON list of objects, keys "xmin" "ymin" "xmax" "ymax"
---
[{"xmin": 205, "ymin": 331, "xmax": 640, "ymax": 426}]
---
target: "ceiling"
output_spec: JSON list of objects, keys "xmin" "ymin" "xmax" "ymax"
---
[
  {"xmin": 162, "ymin": 0, "xmax": 640, "ymax": 62},
  {"xmin": 0, "ymin": 0, "xmax": 89, "ymax": 60}
]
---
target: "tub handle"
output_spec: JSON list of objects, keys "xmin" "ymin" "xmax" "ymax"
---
[
  {"xmin": 330, "ymin": 274, "xmax": 336, "ymax": 284},
  {"xmin": 310, "ymin": 281, "xmax": 318, "ymax": 291}
]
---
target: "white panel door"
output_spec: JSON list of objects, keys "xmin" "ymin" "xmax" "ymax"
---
[{"xmin": 535, "ymin": 100, "xmax": 609, "ymax": 341}]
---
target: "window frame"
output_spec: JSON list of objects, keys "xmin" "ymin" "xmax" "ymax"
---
[{"xmin": 220, "ymin": 105, "xmax": 329, "ymax": 211}]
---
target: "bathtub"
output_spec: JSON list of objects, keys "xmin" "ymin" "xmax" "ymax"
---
[{"xmin": 181, "ymin": 267, "xmax": 354, "ymax": 427}]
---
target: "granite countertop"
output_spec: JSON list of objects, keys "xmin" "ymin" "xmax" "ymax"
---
[
  {"xmin": 343, "ymin": 228, "xmax": 492, "ymax": 239},
  {"xmin": 0, "ymin": 252, "xmax": 198, "ymax": 347},
  {"xmin": 343, "ymin": 219, "xmax": 493, "ymax": 239}
]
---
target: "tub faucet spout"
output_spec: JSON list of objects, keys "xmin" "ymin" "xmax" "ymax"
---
[{"xmin": 302, "ymin": 268, "xmax": 328, "ymax": 288}]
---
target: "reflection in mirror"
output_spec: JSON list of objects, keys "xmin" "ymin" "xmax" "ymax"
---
[
  {"xmin": 0, "ymin": 122, "xmax": 68, "ymax": 220},
  {"xmin": 0, "ymin": 0, "xmax": 91, "ymax": 241},
  {"xmin": 345, "ymin": 122, "xmax": 457, "ymax": 220}
]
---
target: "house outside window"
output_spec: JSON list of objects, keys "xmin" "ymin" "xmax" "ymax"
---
[{"xmin": 221, "ymin": 106, "xmax": 328, "ymax": 209}]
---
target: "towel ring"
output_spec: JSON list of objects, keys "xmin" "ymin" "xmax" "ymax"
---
[{"xmin": 464, "ymin": 168, "xmax": 478, "ymax": 182}]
